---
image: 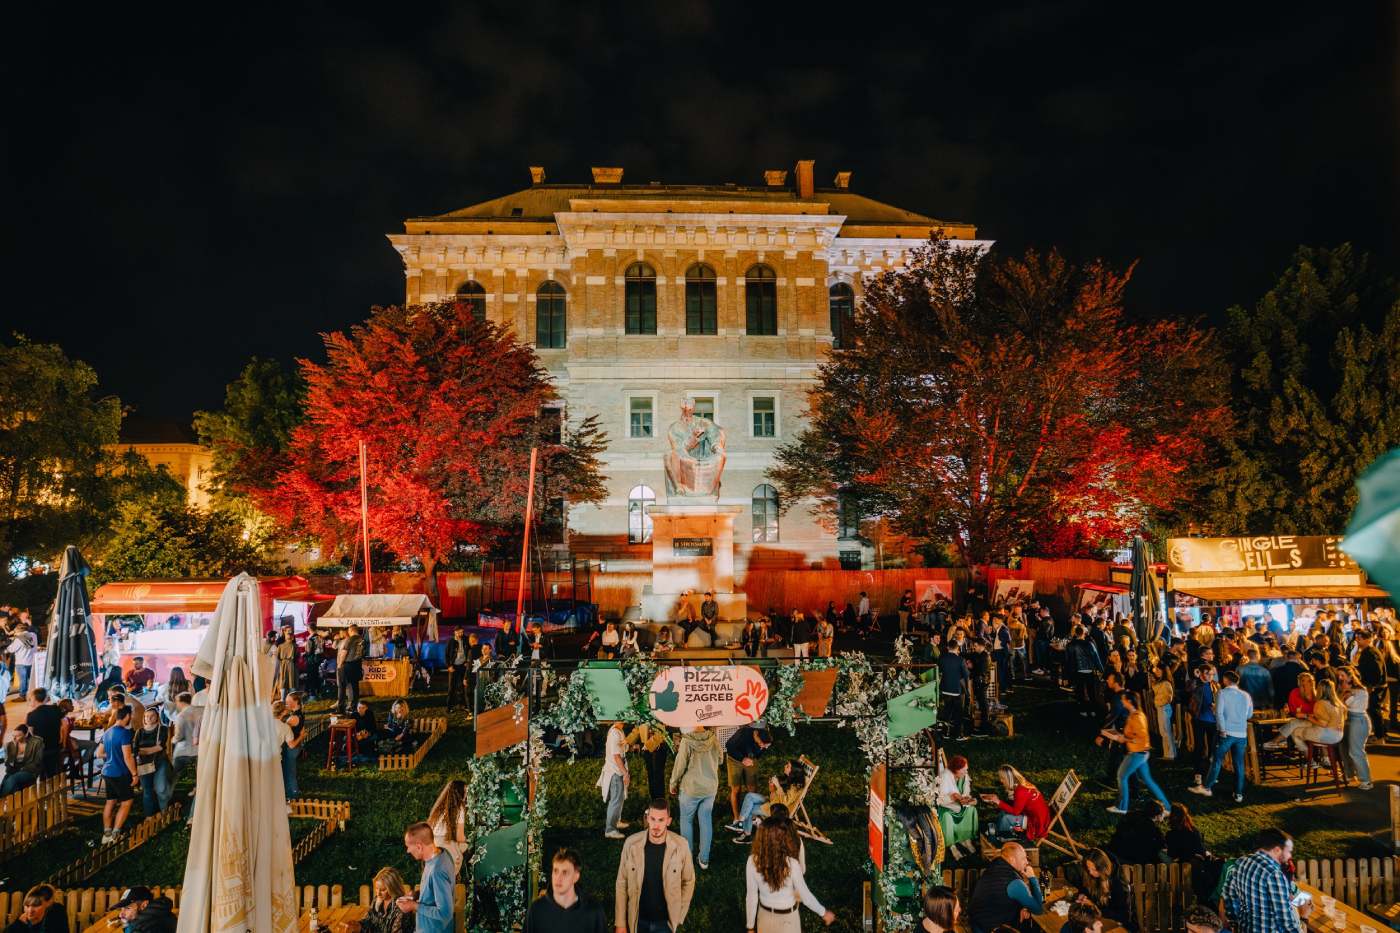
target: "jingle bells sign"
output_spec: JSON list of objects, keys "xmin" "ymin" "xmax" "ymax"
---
[{"xmin": 648, "ymin": 665, "xmax": 769, "ymax": 727}]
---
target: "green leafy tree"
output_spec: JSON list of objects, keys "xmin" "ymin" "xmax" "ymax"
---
[
  {"xmin": 0, "ymin": 336, "xmax": 122, "ymax": 576},
  {"xmin": 193, "ymin": 357, "xmax": 305, "ymax": 508},
  {"xmin": 91, "ymin": 501, "xmax": 278, "ymax": 587},
  {"xmin": 1208, "ymin": 245, "xmax": 1400, "ymax": 533},
  {"xmin": 769, "ymin": 240, "xmax": 1230, "ymax": 565}
]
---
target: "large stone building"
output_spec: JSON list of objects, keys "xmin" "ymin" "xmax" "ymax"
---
[
  {"xmin": 105, "ymin": 418, "xmax": 214, "ymax": 509},
  {"xmin": 388, "ymin": 162, "xmax": 985, "ymax": 571}
]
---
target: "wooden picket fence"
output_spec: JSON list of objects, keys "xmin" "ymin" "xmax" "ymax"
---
[
  {"xmin": 289, "ymin": 798, "xmax": 351, "ymax": 864},
  {"xmin": 1, "ymin": 882, "xmax": 469, "ymax": 932},
  {"xmin": 378, "ymin": 717, "xmax": 448, "ymax": 771},
  {"xmin": 867, "ymin": 857, "xmax": 1398, "ymax": 932},
  {"xmin": 0, "ymin": 775, "xmax": 70, "ymax": 857},
  {"xmin": 301, "ymin": 713, "xmax": 329, "ymax": 745},
  {"xmin": 47, "ymin": 803, "xmax": 184, "ymax": 889}
]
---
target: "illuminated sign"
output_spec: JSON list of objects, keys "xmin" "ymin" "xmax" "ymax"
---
[{"xmin": 1166, "ymin": 536, "xmax": 1357, "ymax": 574}]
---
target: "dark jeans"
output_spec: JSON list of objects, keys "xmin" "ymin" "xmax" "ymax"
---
[
  {"xmin": 1368, "ymin": 685, "xmax": 1389, "ymax": 738},
  {"xmin": 0, "ymin": 770, "xmax": 37, "ymax": 795},
  {"xmin": 642, "ymin": 745, "xmax": 670, "ymax": 802},
  {"xmin": 336, "ymin": 662, "xmax": 361, "ymax": 712},
  {"xmin": 972, "ymin": 677, "xmax": 991, "ymax": 726},
  {"xmin": 447, "ymin": 667, "xmax": 467, "ymax": 710},
  {"xmin": 637, "ymin": 919, "xmax": 672, "ymax": 933},
  {"xmin": 1193, "ymin": 720, "xmax": 1217, "ymax": 779},
  {"xmin": 1073, "ymin": 673, "xmax": 1098, "ymax": 712},
  {"xmin": 941, "ymin": 693, "xmax": 967, "ymax": 738}
]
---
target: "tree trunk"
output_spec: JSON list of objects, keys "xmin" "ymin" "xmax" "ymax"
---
[{"xmin": 421, "ymin": 555, "xmax": 441, "ymax": 606}]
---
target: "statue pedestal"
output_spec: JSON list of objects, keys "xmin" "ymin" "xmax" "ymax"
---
[{"xmin": 639, "ymin": 504, "xmax": 748, "ymax": 622}]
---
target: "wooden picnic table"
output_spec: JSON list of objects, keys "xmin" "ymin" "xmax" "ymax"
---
[
  {"xmin": 1246, "ymin": 715, "xmax": 1293, "ymax": 783},
  {"xmin": 1296, "ymin": 881, "xmax": 1378, "ymax": 931},
  {"xmin": 299, "ymin": 904, "xmax": 368, "ymax": 932},
  {"xmin": 1034, "ymin": 890, "xmax": 1129, "ymax": 933}
]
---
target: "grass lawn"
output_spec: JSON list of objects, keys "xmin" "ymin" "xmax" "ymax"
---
[{"xmin": 4, "ymin": 669, "xmax": 1383, "ymax": 931}]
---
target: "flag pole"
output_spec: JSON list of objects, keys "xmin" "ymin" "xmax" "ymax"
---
[
  {"xmin": 359, "ymin": 439, "xmax": 372, "ymax": 596},
  {"xmin": 515, "ymin": 448, "xmax": 538, "ymax": 649}
]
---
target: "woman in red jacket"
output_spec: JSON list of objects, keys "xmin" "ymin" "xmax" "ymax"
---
[{"xmin": 979, "ymin": 765, "xmax": 1050, "ymax": 843}]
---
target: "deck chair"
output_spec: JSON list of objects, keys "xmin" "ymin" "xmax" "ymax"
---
[
  {"xmin": 1039, "ymin": 769, "xmax": 1082, "ymax": 859},
  {"xmin": 788, "ymin": 755, "xmax": 833, "ymax": 845}
]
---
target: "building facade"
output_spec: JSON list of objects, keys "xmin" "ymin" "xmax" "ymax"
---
[
  {"xmin": 389, "ymin": 162, "xmax": 985, "ymax": 570},
  {"xmin": 106, "ymin": 418, "xmax": 214, "ymax": 509}
]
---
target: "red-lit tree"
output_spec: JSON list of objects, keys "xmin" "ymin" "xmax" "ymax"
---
[
  {"xmin": 769, "ymin": 240, "xmax": 1231, "ymax": 565},
  {"xmin": 261, "ymin": 302, "xmax": 606, "ymax": 597}
]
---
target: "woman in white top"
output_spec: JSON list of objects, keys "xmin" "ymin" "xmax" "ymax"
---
[
  {"xmin": 1336, "ymin": 666, "xmax": 1374, "ymax": 789},
  {"xmin": 744, "ymin": 819, "xmax": 835, "ymax": 932}
]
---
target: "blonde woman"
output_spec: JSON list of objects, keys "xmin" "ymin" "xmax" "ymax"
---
[
  {"xmin": 1264, "ymin": 672, "xmax": 1317, "ymax": 749},
  {"xmin": 815, "ymin": 614, "xmax": 834, "ymax": 659},
  {"xmin": 350, "ymin": 867, "xmax": 411, "ymax": 933},
  {"xmin": 1291, "ymin": 678, "xmax": 1345, "ymax": 753},
  {"xmin": 978, "ymin": 765, "xmax": 1049, "ymax": 844}
]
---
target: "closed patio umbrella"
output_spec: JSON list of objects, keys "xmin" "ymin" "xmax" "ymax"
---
[
  {"xmin": 1130, "ymin": 535, "xmax": 1162, "ymax": 643},
  {"xmin": 178, "ymin": 574, "xmax": 297, "ymax": 933},
  {"xmin": 44, "ymin": 545, "xmax": 98, "ymax": 698},
  {"xmin": 1343, "ymin": 448, "xmax": 1400, "ymax": 597}
]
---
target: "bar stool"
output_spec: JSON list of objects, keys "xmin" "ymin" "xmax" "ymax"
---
[
  {"xmin": 326, "ymin": 720, "xmax": 356, "ymax": 770},
  {"xmin": 1303, "ymin": 741, "xmax": 1344, "ymax": 792}
]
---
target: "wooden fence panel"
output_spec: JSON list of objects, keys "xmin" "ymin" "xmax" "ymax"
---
[
  {"xmin": 378, "ymin": 717, "xmax": 447, "ymax": 772},
  {"xmin": 0, "ymin": 775, "xmax": 70, "ymax": 855}
]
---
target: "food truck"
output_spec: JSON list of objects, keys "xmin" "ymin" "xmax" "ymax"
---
[
  {"xmin": 1164, "ymin": 535, "xmax": 1389, "ymax": 631},
  {"xmin": 90, "ymin": 576, "xmax": 330, "ymax": 682}
]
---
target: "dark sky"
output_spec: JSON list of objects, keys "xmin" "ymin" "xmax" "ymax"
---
[{"xmin": 5, "ymin": 3, "xmax": 1396, "ymax": 422}]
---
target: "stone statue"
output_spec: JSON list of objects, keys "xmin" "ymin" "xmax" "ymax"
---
[{"xmin": 664, "ymin": 400, "xmax": 727, "ymax": 498}]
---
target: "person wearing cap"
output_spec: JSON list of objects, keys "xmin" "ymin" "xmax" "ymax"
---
[{"xmin": 115, "ymin": 885, "xmax": 176, "ymax": 932}]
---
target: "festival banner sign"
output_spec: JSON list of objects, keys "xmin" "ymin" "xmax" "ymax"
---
[
  {"xmin": 993, "ymin": 579, "xmax": 1035, "ymax": 604},
  {"xmin": 1166, "ymin": 535, "xmax": 1357, "ymax": 574},
  {"xmin": 914, "ymin": 579, "xmax": 954, "ymax": 605},
  {"xmin": 648, "ymin": 665, "xmax": 769, "ymax": 727}
]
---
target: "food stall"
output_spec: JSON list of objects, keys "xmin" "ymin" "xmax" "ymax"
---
[
  {"xmin": 90, "ymin": 576, "xmax": 329, "ymax": 682},
  {"xmin": 315, "ymin": 594, "xmax": 438, "ymax": 697},
  {"xmin": 1165, "ymin": 535, "xmax": 1390, "ymax": 632}
]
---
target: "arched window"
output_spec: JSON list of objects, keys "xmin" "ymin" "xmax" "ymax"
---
[
  {"xmin": 536, "ymin": 281, "xmax": 567, "ymax": 348},
  {"xmin": 752, "ymin": 484, "xmax": 779, "ymax": 543},
  {"xmin": 829, "ymin": 283, "xmax": 855, "ymax": 349},
  {"xmin": 685, "ymin": 264, "xmax": 717, "ymax": 335},
  {"xmin": 745, "ymin": 264, "xmax": 778, "ymax": 335},
  {"xmin": 624, "ymin": 263, "xmax": 657, "ymax": 335},
  {"xmin": 456, "ymin": 280, "xmax": 487, "ymax": 323},
  {"xmin": 628, "ymin": 484, "xmax": 656, "ymax": 544}
]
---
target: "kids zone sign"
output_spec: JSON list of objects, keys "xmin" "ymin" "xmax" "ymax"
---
[{"xmin": 649, "ymin": 665, "xmax": 769, "ymax": 727}]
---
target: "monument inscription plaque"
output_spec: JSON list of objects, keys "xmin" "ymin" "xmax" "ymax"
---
[{"xmin": 673, "ymin": 537, "xmax": 713, "ymax": 557}]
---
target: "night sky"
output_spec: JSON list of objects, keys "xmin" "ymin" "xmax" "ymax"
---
[{"xmin": 5, "ymin": 4, "xmax": 1396, "ymax": 422}]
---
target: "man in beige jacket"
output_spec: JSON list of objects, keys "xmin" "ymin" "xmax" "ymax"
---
[{"xmin": 614, "ymin": 798, "xmax": 695, "ymax": 933}]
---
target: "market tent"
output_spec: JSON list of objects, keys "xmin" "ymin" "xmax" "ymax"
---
[
  {"xmin": 178, "ymin": 574, "xmax": 297, "ymax": 933},
  {"xmin": 317, "ymin": 593, "xmax": 439, "ymax": 640},
  {"xmin": 44, "ymin": 545, "xmax": 98, "ymax": 698}
]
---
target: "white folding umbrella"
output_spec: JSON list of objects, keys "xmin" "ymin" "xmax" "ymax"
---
[{"xmin": 178, "ymin": 574, "xmax": 298, "ymax": 933}]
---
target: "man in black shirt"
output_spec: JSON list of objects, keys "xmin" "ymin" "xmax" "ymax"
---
[
  {"xmin": 523, "ymin": 847, "xmax": 606, "ymax": 933},
  {"xmin": 24, "ymin": 688, "xmax": 64, "ymax": 778},
  {"xmin": 445, "ymin": 628, "xmax": 471, "ymax": 713},
  {"xmin": 1270, "ymin": 650, "xmax": 1306, "ymax": 706},
  {"xmin": 938, "ymin": 641, "xmax": 971, "ymax": 739},
  {"xmin": 723, "ymin": 725, "xmax": 772, "ymax": 825},
  {"xmin": 1354, "ymin": 630, "xmax": 1390, "ymax": 739}
]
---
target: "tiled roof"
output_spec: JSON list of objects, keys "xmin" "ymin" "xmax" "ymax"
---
[{"xmin": 413, "ymin": 183, "xmax": 955, "ymax": 228}]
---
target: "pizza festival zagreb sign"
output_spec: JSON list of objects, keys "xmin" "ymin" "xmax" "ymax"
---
[{"xmin": 649, "ymin": 665, "xmax": 770, "ymax": 728}]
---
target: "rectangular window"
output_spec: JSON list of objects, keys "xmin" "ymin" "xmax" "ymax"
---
[
  {"xmin": 752, "ymin": 396, "xmax": 776, "ymax": 438},
  {"xmin": 839, "ymin": 550, "xmax": 863, "ymax": 570},
  {"xmin": 691, "ymin": 396, "xmax": 715, "ymax": 422},
  {"xmin": 629, "ymin": 397, "xmax": 653, "ymax": 438},
  {"xmin": 686, "ymin": 279, "xmax": 717, "ymax": 334}
]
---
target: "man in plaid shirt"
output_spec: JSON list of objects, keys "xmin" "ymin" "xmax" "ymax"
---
[{"xmin": 1223, "ymin": 828, "xmax": 1312, "ymax": 933}]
